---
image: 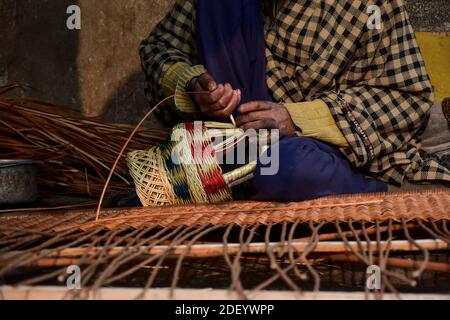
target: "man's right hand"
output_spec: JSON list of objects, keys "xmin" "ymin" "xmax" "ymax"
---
[{"xmin": 189, "ymin": 72, "xmax": 241, "ymax": 118}]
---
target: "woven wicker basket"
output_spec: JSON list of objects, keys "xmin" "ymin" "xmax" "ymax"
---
[{"xmin": 127, "ymin": 122, "xmax": 257, "ymax": 207}]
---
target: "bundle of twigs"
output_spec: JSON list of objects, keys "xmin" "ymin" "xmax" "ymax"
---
[{"xmin": 0, "ymin": 83, "xmax": 170, "ymax": 198}]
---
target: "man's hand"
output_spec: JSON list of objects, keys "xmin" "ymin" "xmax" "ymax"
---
[
  {"xmin": 189, "ymin": 72, "xmax": 241, "ymax": 118},
  {"xmin": 236, "ymin": 101, "xmax": 297, "ymax": 138}
]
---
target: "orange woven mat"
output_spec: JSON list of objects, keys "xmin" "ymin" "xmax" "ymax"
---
[{"xmin": 1, "ymin": 190, "xmax": 448, "ymax": 234}]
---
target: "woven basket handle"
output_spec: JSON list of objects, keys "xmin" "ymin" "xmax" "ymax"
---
[
  {"xmin": 223, "ymin": 161, "xmax": 257, "ymax": 187},
  {"xmin": 222, "ymin": 145, "xmax": 270, "ymax": 188},
  {"xmin": 205, "ymin": 122, "xmax": 271, "ymax": 188}
]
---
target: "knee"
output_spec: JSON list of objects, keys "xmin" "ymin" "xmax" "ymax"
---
[
  {"xmin": 279, "ymin": 137, "xmax": 329, "ymax": 184},
  {"xmin": 252, "ymin": 137, "xmax": 334, "ymax": 201},
  {"xmin": 259, "ymin": 137, "xmax": 331, "ymax": 180}
]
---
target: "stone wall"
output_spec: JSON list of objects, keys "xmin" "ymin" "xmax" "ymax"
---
[{"xmin": 0, "ymin": 0, "xmax": 448, "ymax": 124}]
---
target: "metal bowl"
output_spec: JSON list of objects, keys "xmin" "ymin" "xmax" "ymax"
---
[{"xmin": 0, "ymin": 160, "xmax": 39, "ymax": 205}]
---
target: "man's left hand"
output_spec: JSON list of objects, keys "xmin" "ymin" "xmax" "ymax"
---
[{"xmin": 236, "ymin": 101, "xmax": 297, "ymax": 138}]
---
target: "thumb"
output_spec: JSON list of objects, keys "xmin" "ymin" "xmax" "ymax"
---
[{"xmin": 198, "ymin": 72, "xmax": 217, "ymax": 92}]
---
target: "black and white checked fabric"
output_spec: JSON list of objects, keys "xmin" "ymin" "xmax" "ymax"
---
[{"xmin": 140, "ymin": 0, "xmax": 450, "ymax": 186}]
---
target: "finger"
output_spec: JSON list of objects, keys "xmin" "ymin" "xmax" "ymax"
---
[
  {"xmin": 236, "ymin": 110, "xmax": 271, "ymax": 127},
  {"xmin": 197, "ymin": 84, "xmax": 225, "ymax": 105},
  {"xmin": 208, "ymin": 83, "xmax": 230, "ymax": 103},
  {"xmin": 238, "ymin": 101, "xmax": 272, "ymax": 114},
  {"xmin": 240, "ymin": 119, "xmax": 276, "ymax": 132},
  {"xmin": 197, "ymin": 73, "xmax": 217, "ymax": 91},
  {"xmin": 210, "ymin": 89, "xmax": 241, "ymax": 118},
  {"xmin": 208, "ymin": 84, "xmax": 234, "ymax": 111}
]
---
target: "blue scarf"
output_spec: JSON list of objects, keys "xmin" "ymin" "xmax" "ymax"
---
[{"xmin": 196, "ymin": 0, "xmax": 272, "ymax": 105}]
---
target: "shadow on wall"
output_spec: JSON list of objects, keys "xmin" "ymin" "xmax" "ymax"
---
[
  {"xmin": 73, "ymin": 0, "xmax": 174, "ymax": 125},
  {"xmin": 100, "ymin": 70, "xmax": 159, "ymax": 126},
  {"xmin": 1, "ymin": 0, "xmax": 174, "ymax": 126},
  {"xmin": 1, "ymin": 0, "xmax": 81, "ymax": 111}
]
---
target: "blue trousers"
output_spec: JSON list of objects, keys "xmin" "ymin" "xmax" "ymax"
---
[{"xmin": 251, "ymin": 137, "xmax": 387, "ymax": 202}]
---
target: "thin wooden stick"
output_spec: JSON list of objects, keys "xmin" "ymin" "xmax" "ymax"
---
[
  {"xmin": 3, "ymin": 239, "xmax": 446, "ymax": 266},
  {"xmin": 95, "ymin": 95, "xmax": 176, "ymax": 221},
  {"xmin": 0, "ymin": 202, "xmax": 97, "ymax": 214},
  {"xmin": 328, "ymin": 253, "xmax": 450, "ymax": 273},
  {"xmin": 230, "ymin": 114, "xmax": 237, "ymax": 128}
]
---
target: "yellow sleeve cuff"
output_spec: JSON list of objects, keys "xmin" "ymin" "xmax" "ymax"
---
[
  {"xmin": 161, "ymin": 62, "xmax": 207, "ymax": 113},
  {"xmin": 285, "ymin": 100, "xmax": 350, "ymax": 147}
]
